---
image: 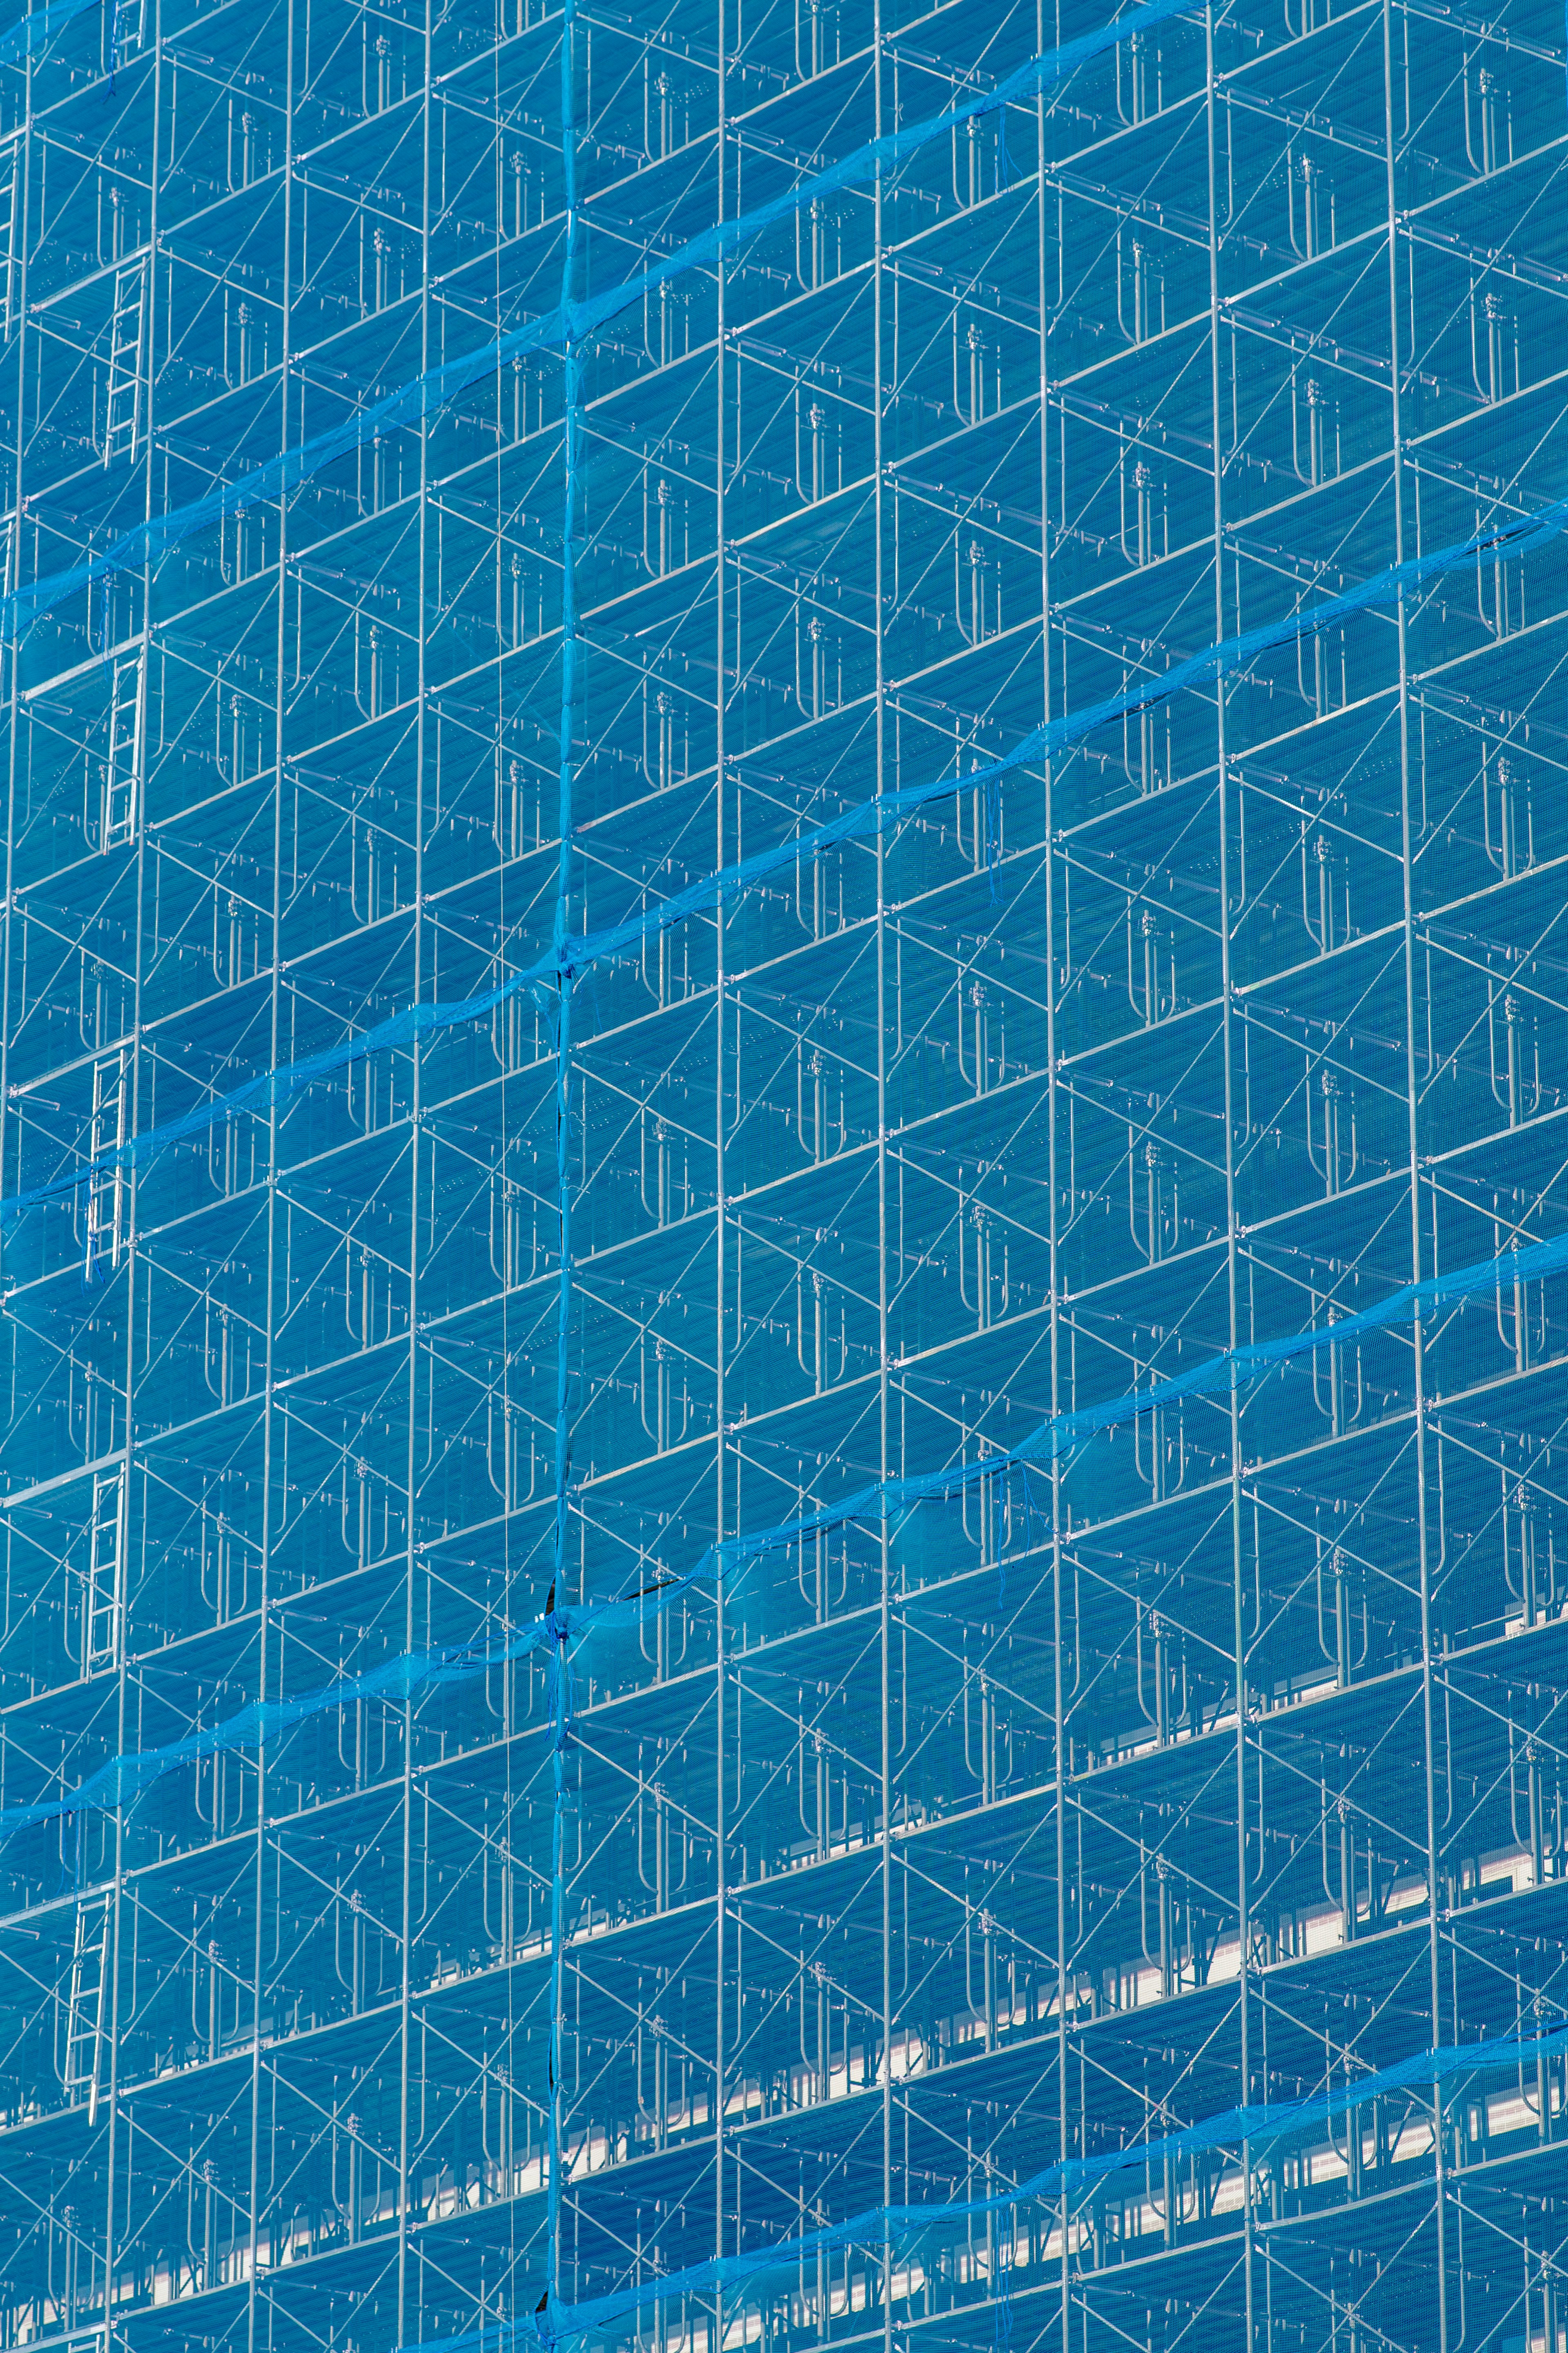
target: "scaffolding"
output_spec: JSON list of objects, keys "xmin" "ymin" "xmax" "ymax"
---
[{"xmin": 1, "ymin": 0, "xmax": 1568, "ymax": 2348}]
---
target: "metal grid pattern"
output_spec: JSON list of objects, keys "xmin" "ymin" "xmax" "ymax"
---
[{"xmin": 1, "ymin": 0, "xmax": 1567, "ymax": 2350}]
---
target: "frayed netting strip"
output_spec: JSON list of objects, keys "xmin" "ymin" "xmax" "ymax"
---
[
  {"xmin": 4, "ymin": 1223, "xmax": 1565, "ymax": 1846},
  {"xmin": 5, "ymin": 489, "xmax": 1564, "ymax": 1225},
  {"xmin": 0, "ymin": 0, "xmax": 1193, "ymax": 644},
  {"xmin": 401, "ymin": 2021, "xmax": 1568, "ymax": 2351}
]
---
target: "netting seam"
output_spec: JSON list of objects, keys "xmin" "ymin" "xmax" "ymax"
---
[
  {"xmin": 3, "ymin": 1224, "xmax": 1564, "ymax": 1845},
  {"xmin": 3, "ymin": 489, "xmax": 1562, "ymax": 1223},
  {"xmin": 0, "ymin": 0, "xmax": 1195, "ymax": 645},
  {"xmin": 410, "ymin": 2019, "xmax": 1568, "ymax": 2351}
]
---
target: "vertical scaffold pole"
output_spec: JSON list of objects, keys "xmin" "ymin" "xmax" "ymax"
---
[{"xmin": 546, "ymin": 0, "xmax": 582, "ymax": 2331}]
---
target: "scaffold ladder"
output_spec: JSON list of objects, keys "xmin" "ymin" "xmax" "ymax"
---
[
  {"xmin": 103, "ymin": 259, "xmax": 145, "ymax": 462},
  {"xmin": 84, "ymin": 1468, "xmax": 125, "ymax": 1673},
  {"xmin": 107, "ymin": 0, "xmax": 145, "ymax": 67},
  {"xmin": 82, "ymin": 1050, "xmax": 129, "ymax": 1287},
  {"xmin": 65, "ymin": 1896, "xmax": 110, "ymax": 2119},
  {"xmin": 0, "ymin": 138, "xmax": 18, "ymax": 339},
  {"xmin": 103, "ymin": 653, "xmax": 143, "ymax": 848}
]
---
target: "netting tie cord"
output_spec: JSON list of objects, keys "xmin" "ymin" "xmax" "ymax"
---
[{"xmin": 690, "ymin": 1227, "xmax": 1568, "ymax": 1578}]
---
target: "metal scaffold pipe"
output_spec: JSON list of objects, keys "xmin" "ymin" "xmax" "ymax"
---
[{"xmin": 0, "ymin": 2, "xmax": 1566, "ymax": 2352}]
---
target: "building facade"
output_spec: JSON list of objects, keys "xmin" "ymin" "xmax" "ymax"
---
[{"xmin": 1, "ymin": 0, "xmax": 1567, "ymax": 2349}]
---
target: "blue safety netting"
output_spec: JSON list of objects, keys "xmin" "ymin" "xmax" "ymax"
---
[
  {"xmin": 0, "ymin": 1559, "xmax": 710, "ymax": 1843},
  {"xmin": 0, "ymin": 0, "xmax": 1193, "ymax": 645},
  {"xmin": 5, "ymin": 7, "xmax": 1565, "ymax": 2351},
  {"xmin": 0, "ymin": 0, "xmax": 95, "ymax": 65},
  {"xmin": 3, "ymin": 490, "xmax": 1563, "ymax": 1226},
  {"xmin": 400, "ymin": 2019, "xmax": 1568, "ymax": 2352},
  {"xmin": 704, "ymin": 1227, "xmax": 1568, "ymax": 1572},
  {"xmin": 4, "ymin": 1223, "xmax": 1563, "ymax": 1849}
]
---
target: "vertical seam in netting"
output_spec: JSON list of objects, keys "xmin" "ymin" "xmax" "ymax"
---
[{"xmin": 545, "ymin": 1, "xmax": 581, "ymax": 2335}]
